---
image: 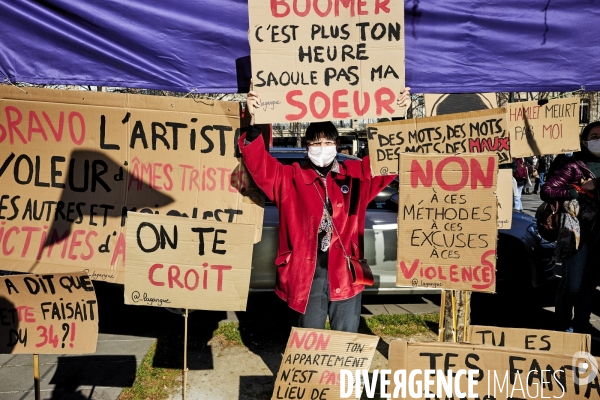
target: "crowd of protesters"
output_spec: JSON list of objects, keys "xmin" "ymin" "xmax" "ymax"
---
[{"xmin": 512, "ymin": 155, "xmax": 554, "ymax": 211}]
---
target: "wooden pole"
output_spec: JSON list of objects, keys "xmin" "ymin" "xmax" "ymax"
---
[
  {"xmin": 451, "ymin": 291, "xmax": 457, "ymax": 342},
  {"xmin": 463, "ymin": 291, "xmax": 471, "ymax": 341},
  {"xmin": 441, "ymin": 290, "xmax": 471, "ymax": 343},
  {"xmin": 438, "ymin": 290, "xmax": 446, "ymax": 342},
  {"xmin": 183, "ymin": 308, "xmax": 188, "ymax": 400},
  {"xmin": 33, "ymin": 354, "xmax": 41, "ymax": 400},
  {"xmin": 442, "ymin": 290, "xmax": 453, "ymax": 342}
]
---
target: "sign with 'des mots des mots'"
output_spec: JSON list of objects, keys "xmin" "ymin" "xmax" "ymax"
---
[{"xmin": 368, "ymin": 108, "xmax": 510, "ymax": 176}]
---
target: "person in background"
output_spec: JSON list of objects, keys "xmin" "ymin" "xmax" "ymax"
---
[
  {"xmin": 537, "ymin": 154, "xmax": 553, "ymax": 188},
  {"xmin": 512, "ymin": 157, "xmax": 528, "ymax": 210},
  {"xmin": 523, "ymin": 156, "xmax": 535, "ymax": 194},
  {"xmin": 541, "ymin": 121, "xmax": 600, "ymax": 336},
  {"xmin": 531, "ymin": 156, "xmax": 540, "ymax": 195},
  {"xmin": 239, "ymin": 88, "xmax": 411, "ymax": 333},
  {"xmin": 357, "ymin": 142, "xmax": 368, "ymax": 158}
]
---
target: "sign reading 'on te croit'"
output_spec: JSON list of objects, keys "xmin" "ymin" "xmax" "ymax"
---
[{"xmin": 125, "ymin": 212, "xmax": 255, "ymax": 311}]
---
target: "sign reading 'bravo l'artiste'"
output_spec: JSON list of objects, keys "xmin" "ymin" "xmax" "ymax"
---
[
  {"xmin": 249, "ymin": 0, "xmax": 405, "ymax": 123},
  {"xmin": 397, "ymin": 153, "xmax": 498, "ymax": 292},
  {"xmin": 0, "ymin": 86, "xmax": 264, "ymax": 284}
]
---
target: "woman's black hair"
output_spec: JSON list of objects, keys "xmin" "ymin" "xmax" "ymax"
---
[
  {"xmin": 305, "ymin": 121, "xmax": 338, "ymax": 143},
  {"xmin": 581, "ymin": 121, "xmax": 600, "ymax": 140}
]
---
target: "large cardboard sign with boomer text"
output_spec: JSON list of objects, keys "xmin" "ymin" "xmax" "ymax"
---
[
  {"xmin": 0, "ymin": 272, "xmax": 98, "ymax": 354},
  {"xmin": 397, "ymin": 153, "xmax": 498, "ymax": 292},
  {"xmin": 0, "ymin": 86, "xmax": 263, "ymax": 284},
  {"xmin": 125, "ymin": 212, "xmax": 255, "ymax": 311},
  {"xmin": 272, "ymin": 327, "xmax": 379, "ymax": 400},
  {"xmin": 249, "ymin": 0, "xmax": 405, "ymax": 123},
  {"xmin": 367, "ymin": 108, "xmax": 509, "ymax": 176}
]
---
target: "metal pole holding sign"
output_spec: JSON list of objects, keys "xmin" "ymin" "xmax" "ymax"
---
[
  {"xmin": 183, "ymin": 308, "xmax": 188, "ymax": 400},
  {"xmin": 33, "ymin": 354, "xmax": 41, "ymax": 400}
]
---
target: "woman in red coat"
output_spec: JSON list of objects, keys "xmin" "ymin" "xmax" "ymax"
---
[{"xmin": 240, "ymin": 89, "xmax": 410, "ymax": 332}]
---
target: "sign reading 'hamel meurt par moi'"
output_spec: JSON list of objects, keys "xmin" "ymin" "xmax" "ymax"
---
[
  {"xmin": 125, "ymin": 212, "xmax": 255, "ymax": 311},
  {"xmin": 0, "ymin": 85, "xmax": 264, "ymax": 284},
  {"xmin": 367, "ymin": 107, "xmax": 509, "ymax": 176},
  {"xmin": 249, "ymin": 0, "xmax": 405, "ymax": 123},
  {"xmin": 272, "ymin": 327, "xmax": 379, "ymax": 400},
  {"xmin": 0, "ymin": 272, "xmax": 98, "ymax": 354},
  {"xmin": 397, "ymin": 153, "xmax": 498, "ymax": 292},
  {"xmin": 507, "ymin": 97, "xmax": 581, "ymax": 157}
]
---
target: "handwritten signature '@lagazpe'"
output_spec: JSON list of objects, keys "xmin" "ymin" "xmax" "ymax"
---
[
  {"xmin": 131, "ymin": 291, "xmax": 171, "ymax": 306},
  {"xmin": 262, "ymin": 100, "xmax": 281, "ymax": 111}
]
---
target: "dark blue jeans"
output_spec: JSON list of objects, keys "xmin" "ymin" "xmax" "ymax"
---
[
  {"xmin": 555, "ymin": 239, "xmax": 600, "ymax": 331},
  {"xmin": 297, "ymin": 252, "xmax": 362, "ymax": 332}
]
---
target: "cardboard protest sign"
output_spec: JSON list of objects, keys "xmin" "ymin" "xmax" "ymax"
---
[
  {"xmin": 497, "ymin": 169, "xmax": 513, "ymax": 230},
  {"xmin": 367, "ymin": 108, "xmax": 509, "ymax": 176},
  {"xmin": 397, "ymin": 153, "xmax": 498, "ymax": 292},
  {"xmin": 248, "ymin": 0, "xmax": 405, "ymax": 123},
  {"xmin": 388, "ymin": 339, "xmax": 600, "ymax": 399},
  {"xmin": 468, "ymin": 325, "xmax": 590, "ymax": 355},
  {"xmin": 508, "ymin": 97, "xmax": 581, "ymax": 157},
  {"xmin": 0, "ymin": 272, "xmax": 98, "ymax": 354},
  {"xmin": 0, "ymin": 86, "xmax": 264, "ymax": 284},
  {"xmin": 424, "ymin": 93, "xmax": 498, "ymax": 117},
  {"xmin": 125, "ymin": 212, "xmax": 255, "ymax": 311},
  {"xmin": 272, "ymin": 327, "xmax": 379, "ymax": 400}
]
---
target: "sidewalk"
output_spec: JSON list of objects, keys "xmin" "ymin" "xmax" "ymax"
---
[
  {"xmin": 519, "ymin": 190, "xmax": 543, "ymax": 217},
  {"xmin": 0, "ymin": 281, "xmax": 158, "ymax": 400},
  {"xmin": 0, "ymin": 334, "xmax": 154, "ymax": 400}
]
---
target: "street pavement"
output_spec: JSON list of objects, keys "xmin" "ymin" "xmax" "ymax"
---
[{"xmin": 2, "ymin": 193, "xmax": 599, "ymax": 399}]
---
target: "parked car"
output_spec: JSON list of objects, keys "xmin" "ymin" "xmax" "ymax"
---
[{"xmin": 249, "ymin": 148, "xmax": 556, "ymax": 294}]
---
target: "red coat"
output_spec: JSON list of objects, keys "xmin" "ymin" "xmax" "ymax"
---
[{"xmin": 240, "ymin": 134, "xmax": 396, "ymax": 313}]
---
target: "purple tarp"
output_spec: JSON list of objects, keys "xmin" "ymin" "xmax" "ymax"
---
[{"xmin": 0, "ymin": 0, "xmax": 598, "ymax": 93}]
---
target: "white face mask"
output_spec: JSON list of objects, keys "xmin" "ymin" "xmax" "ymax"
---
[
  {"xmin": 308, "ymin": 145, "xmax": 337, "ymax": 167},
  {"xmin": 586, "ymin": 139, "xmax": 600, "ymax": 156}
]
